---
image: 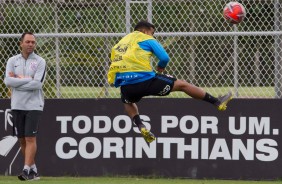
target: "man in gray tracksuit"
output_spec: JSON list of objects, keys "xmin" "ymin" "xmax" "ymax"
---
[{"xmin": 4, "ymin": 32, "xmax": 46, "ymax": 181}]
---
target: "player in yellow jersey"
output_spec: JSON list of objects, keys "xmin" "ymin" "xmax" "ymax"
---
[{"xmin": 108, "ymin": 21, "xmax": 232, "ymax": 143}]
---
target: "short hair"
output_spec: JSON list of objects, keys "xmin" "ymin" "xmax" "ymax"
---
[
  {"xmin": 20, "ymin": 32, "xmax": 35, "ymax": 42},
  {"xmin": 134, "ymin": 20, "xmax": 155, "ymax": 31}
]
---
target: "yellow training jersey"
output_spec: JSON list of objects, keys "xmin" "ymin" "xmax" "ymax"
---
[{"xmin": 107, "ymin": 31, "xmax": 155, "ymax": 84}]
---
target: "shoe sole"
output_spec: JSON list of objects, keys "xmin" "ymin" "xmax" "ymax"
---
[
  {"xmin": 218, "ymin": 96, "xmax": 233, "ymax": 111},
  {"xmin": 18, "ymin": 175, "xmax": 28, "ymax": 181},
  {"xmin": 140, "ymin": 128, "xmax": 156, "ymax": 143}
]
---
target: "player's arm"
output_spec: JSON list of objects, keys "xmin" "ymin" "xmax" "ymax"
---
[
  {"xmin": 4, "ymin": 59, "xmax": 32, "ymax": 88},
  {"xmin": 16, "ymin": 59, "xmax": 46, "ymax": 91},
  {"xmin": 139, "ymin": 39, "xmax": 170, "ymax": 72}
]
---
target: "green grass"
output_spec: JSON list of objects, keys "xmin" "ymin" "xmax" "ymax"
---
[
  {"xmin": 51, "ymin": 86, "xmax": 276, "ymax": 98},
  {"xmin": 0, "ymin": 176, "xmax": 281, "ymax": 184}
]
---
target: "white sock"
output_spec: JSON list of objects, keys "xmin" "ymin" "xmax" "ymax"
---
[
  {"xmin": 30, "ymin": 164, "xmax": 38, "ymax": 173},
  {"xmin": 23, "ymin": 165, "xmax": 30, "ymax": 174}
]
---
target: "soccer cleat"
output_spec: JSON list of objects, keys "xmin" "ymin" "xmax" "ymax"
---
[
  {"xmin": 29, "ymin": 169, "xmax": 40, "ymax": 181},
  {"xmin": 216, "ymin": 91, "xmax": 233, "ymax": 111},
  {"xmin": 140, "ymin": 127, "xmax": 156, "ymax": 143},
  {"xmin": 17, "ymin": 169, "xmax": 29, "ymax": 181}
]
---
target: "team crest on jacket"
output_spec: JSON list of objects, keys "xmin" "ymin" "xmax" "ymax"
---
[{"xmin": 30, "ymin": 61, "xmax": 38, "ymax": 71}]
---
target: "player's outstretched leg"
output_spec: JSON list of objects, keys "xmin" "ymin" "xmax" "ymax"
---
[
  {"xmin": 215, "ymin": 91, "xmax": 233, "ymax": 111},
  {"xmin": 172, "ymin": 79, "xmax": 233, "ymax": 111}
]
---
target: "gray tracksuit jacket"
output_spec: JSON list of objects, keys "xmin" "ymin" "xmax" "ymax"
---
[{"xmin": 4, "ymin": 52, "xmax": 46, "ymax": 111}]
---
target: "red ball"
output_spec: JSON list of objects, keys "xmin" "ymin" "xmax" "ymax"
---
[{"xmin": 223, "ymin": 2, "xmax": 246, "ymax": 24}]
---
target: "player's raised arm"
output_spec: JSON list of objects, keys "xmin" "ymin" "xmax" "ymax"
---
[{"xmin": 139, "ymin": 38, "xmax": 170, "ymax": 73}]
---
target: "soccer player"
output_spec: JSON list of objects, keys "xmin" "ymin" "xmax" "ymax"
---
[
  {"xmin": 108, "ymin": 20, "xmax": 232, "ymax": 143},
  {"xmin": 4, "ymin": 32, "xmax": 46, "ymax": 180}
]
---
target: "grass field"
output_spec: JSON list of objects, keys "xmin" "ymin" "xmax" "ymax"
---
[
  {"xmin": 0, "ymin": 176, "xmax": 282, "ymax": 184},
  {"xmin": 56, "ymin": 86, "xmax": 276, "ymax": 98}
]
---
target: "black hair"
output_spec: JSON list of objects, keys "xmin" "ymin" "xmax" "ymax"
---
[
  {"xmin": 20, "ymin": 32, "xmax": 35, "ymax": 42},
  {"xmin": 134, "ymin": 20, "xmax": 155, "ymax": 31}
]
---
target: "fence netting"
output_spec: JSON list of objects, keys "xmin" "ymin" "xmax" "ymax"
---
[{"xmin": 0, "ymin": 0, "xmax": 282, "ymax": 98}]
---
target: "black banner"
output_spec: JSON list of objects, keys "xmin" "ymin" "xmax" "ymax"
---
[{"xmin": 0, "ymin": 99, "xmax": 281, "ymax": 179}]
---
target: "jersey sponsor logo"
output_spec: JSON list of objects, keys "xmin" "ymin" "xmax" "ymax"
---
[{"xmin": 115, "ymin": 44, "xmax": 128, "ymax": 53}]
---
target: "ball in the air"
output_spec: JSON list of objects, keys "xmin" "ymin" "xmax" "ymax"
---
[{"xmin": 223, "ymin": 2, "xmax": 246, "ymax": 24}]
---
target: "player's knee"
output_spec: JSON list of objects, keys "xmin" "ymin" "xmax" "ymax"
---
[
  {"xmin": 173, "ymin": 79, "xmax": 189, "ymax": 91},
  {"xmin": 25, "ymin": 137, "xmax": 36, "ymax": 143}
]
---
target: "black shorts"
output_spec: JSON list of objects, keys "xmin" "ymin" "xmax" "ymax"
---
[
  {"xmin": 121, "ymin": 74, "xmax": 177, "ymax": 103},
  {"xmin": 11, "ymin": 110, "xmax": 42, "ymax": 138}
]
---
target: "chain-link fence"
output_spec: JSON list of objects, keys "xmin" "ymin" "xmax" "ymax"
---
[{"xmin": 0, "ymin": 0, "xmax": 282, "ymax": 98}]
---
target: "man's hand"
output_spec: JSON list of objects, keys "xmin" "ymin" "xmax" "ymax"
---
[
  {"xmin": 156, "ymin": 66, "xmax": 165, "ymax": 73},
  {"xmin": 17, "ymin": 75, "xmax": 26, "ymax": 79},
  {"xmin": 8, "ymin": 72, "xmax": 15, "ymax": 77},
  {"xmin": 8, "ymin": 72, "xmax": 31, "ymax": 79}
]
